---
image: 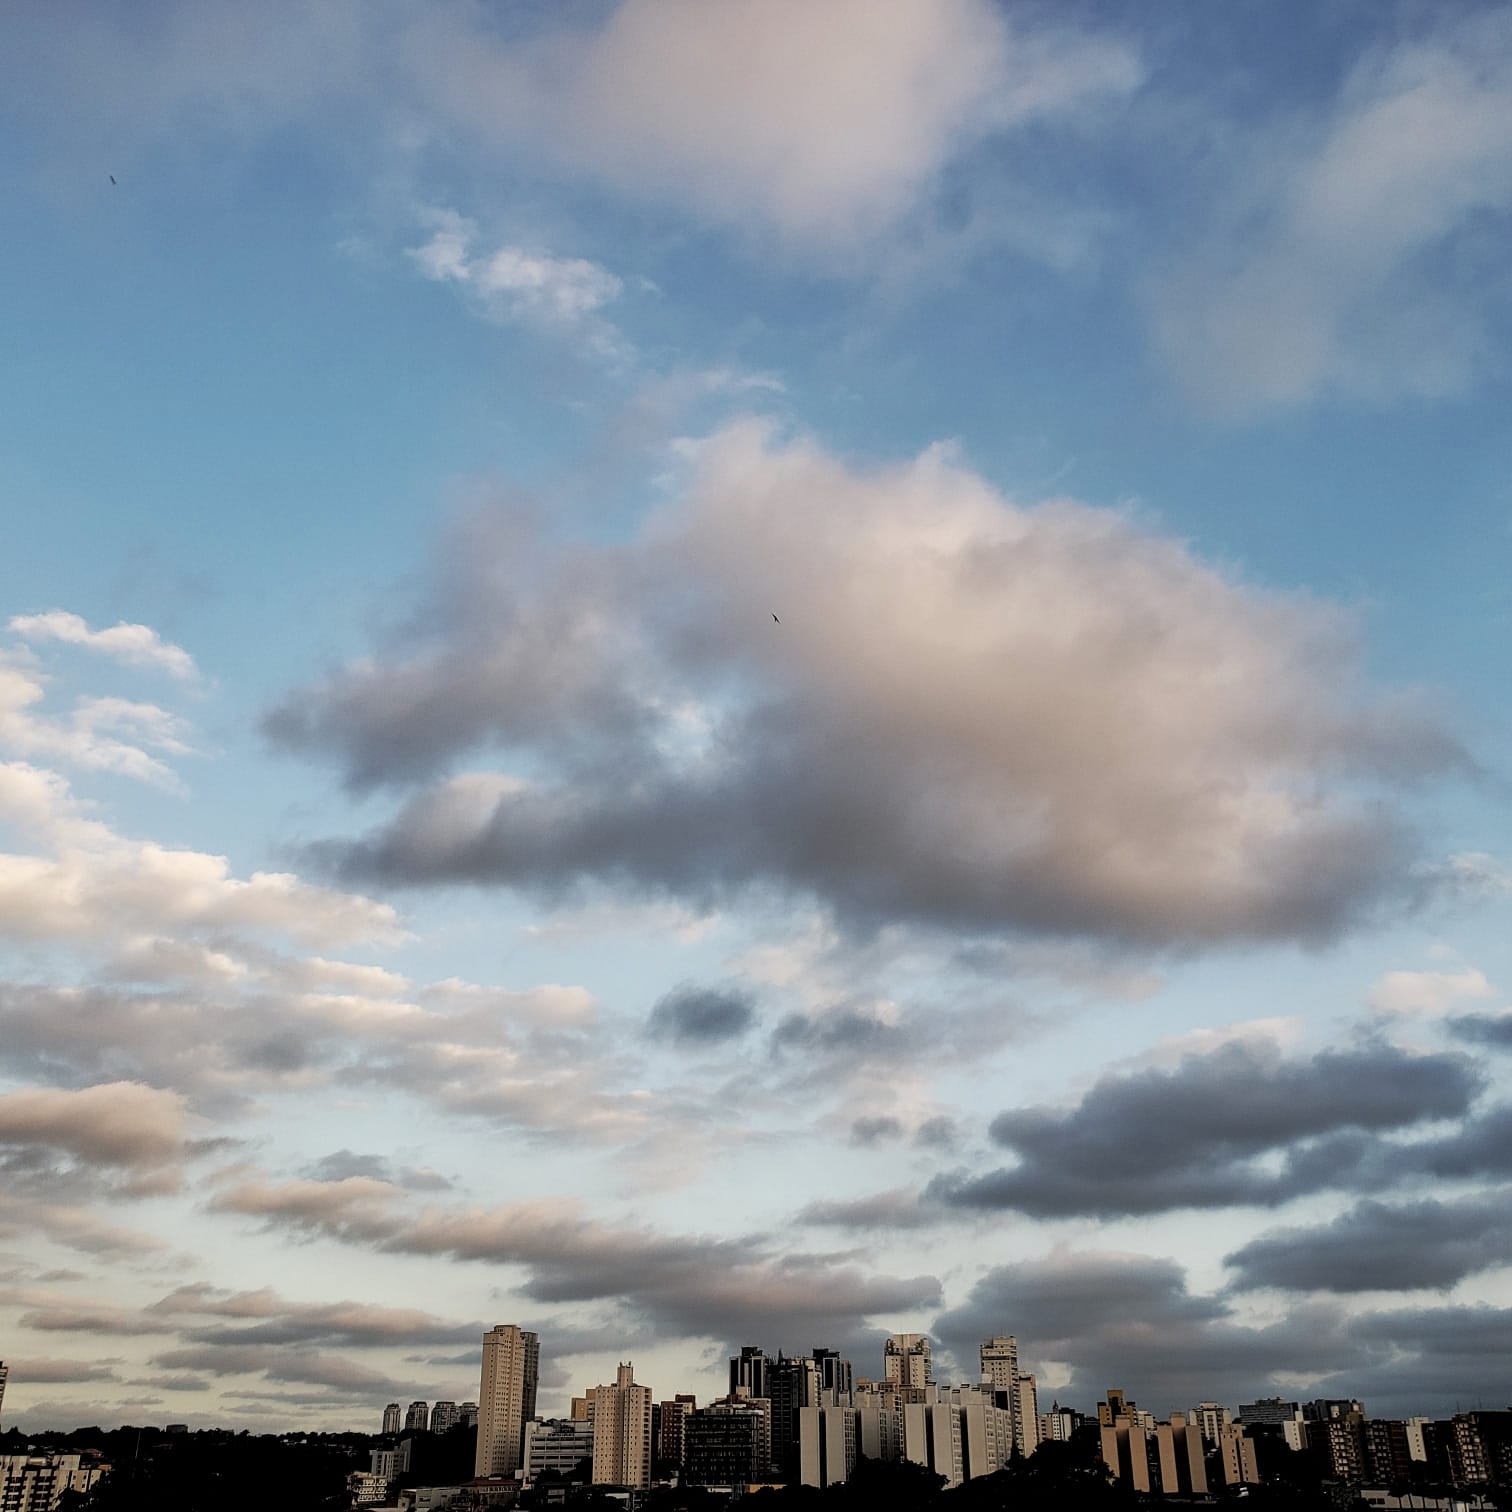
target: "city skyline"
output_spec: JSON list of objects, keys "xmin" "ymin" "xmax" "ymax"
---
[{"xmin": 2, "ymin": 0, "xmax": 1512, "ymax": 1436}]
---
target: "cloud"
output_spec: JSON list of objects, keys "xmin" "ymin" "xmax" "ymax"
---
[
  {"xmin": 416, "ymin": 0, "xmax": 1141, "ymax": 251},
  {"xmin": 0, "ymin": 1081, "xmax": 190, "ymax": 1169},
  {"xmin": 8, "ymin": 611, "xmax": 198, "ymax": 679},
  {"xmin": 270, "ymin": 420, "xmax": 1458, "ymax": 953},
  {"xmin": 647, "ymin": 982, "xmax": 756, "ymax": 1044},
  {"xmin": 209, "ymin": 1173, "xmax": 940, "ymax": 1350},
  {"xmin": 0, "ymin": 663, "xmax": 192, "ymax": 792},
  {"xmin": 1225, "ymin": 1191, "xmax": 1512, "ymax": 1293},
  {"xmin": 1368, "ymin": 966, "xmax": 1496, "ymax": 1017},
  {"xmin": 2, "ymin": 1357, "xmax": 122, "ymax": 1384},
  {"xmin": 1449, "ymin": 1013, "xmax": 1512, "ymax": 1050},
  {"xmin": 408, "ymin": 210, "xmax": 627, "ymax": 356},
  {"xmin": 0, "ymin": 760, "xmax": 402, "ymax": 950},
  {"xmin": 797, "ymin": 1188, "xmax": 937, "ymax": 1232},
  {"xmin": 148, "ymin": 1282, "xmax": 480, "ymax": 1349},
  {"xmin": 931, "ymin": 1037, "xmax": 1478, "ymax": 1217},
  {"xmin": 1152, "ymin": 9, "xmax": 1512, "ymax": 413}
]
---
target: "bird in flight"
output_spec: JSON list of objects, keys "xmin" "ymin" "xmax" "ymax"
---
[
  {"xmin": 109, "ymin": 175, "xmax": 116, "ymax": 185},
  {"xmin": 772, "ymin": 613, "xmax": 780, "ymax": 623}
]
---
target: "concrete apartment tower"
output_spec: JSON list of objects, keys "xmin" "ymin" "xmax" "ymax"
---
[
  {"xmin": 0, "ymin": 1361, "xmax": 6, "ymax": 1429},
  {"xmin": 590, "ymin": 1362, "xmax": 653, "ymax": 1489},
  {"xmin": 884, "ymin": 1334, "xmax": 932, "ymax": 1389},
  {"xmin": 979, "ymin": 1337, "xmax": 1018, "ymax": 1391},
  {"xmin": 475, "ymin": 1325, "xmax": 540, "ymax": 1479},
  {"xmin": 381, "ymin": 1402, "xmax": 402, "ymax": 1436}
]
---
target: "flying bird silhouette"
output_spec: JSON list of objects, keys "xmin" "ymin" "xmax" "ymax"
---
[
  {"xmin": 772, "ymin": 613, "xmax": 780, "ymax": 623},
  {"xmin": 109, "ymin": 175, "xmax": 116, "ymax": 185}
]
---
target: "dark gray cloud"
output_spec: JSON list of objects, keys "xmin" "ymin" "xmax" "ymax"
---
[
  {"xmin": 1225, "ymin": 1191, "xmax": 1512, "ymax": 1293},
  {"xmin": 269, "ymin": 424, "xmax": 1459, "ymax": 952},
  {"xmin": 647, "ymin": 983, "xmax": 756, "ymax": 1044},
  {"xmin": 849, "ymin": 1116, "xmax": 904, "ymax": 1147},
  {"xmin": 1448, "ymin": 1013, "xmax": 1512, "ymax": 1049},
  {"xmin": 932, "ymin": 1248, "xmax": 1512, "ymax": 1418},
  {"xmin": 931, "ymin": 1039, "xmax": 1478, "ymax": 1217}
]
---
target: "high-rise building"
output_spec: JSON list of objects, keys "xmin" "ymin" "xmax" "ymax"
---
[
  {"xmin": 729, "ymin": 1346, "xmax": 769, "ymax": 1401},
  {"xmin": 430, "ymin": 1401, "xmax": 460, "ymax": 1434},
  {"xmin": 1191, "ymin": 1402, "xmax": 1232, "ymax": 1444},
  {"xmin": 459, "ymin": 1402, "xmax": 478, "ymax": 1428},
  {"xmin": 657, "ymin": 1395, "xmax": 697, "ymax": 1468},
  {"xmin": 979, "ymin": 1337, "xmax": 1018, "ymax": 1392},
  {"xmin": 812, "ymin": 1349, "xmax": 853, "ymax": 1406},
  {"xmin": 883, "ymin": 1335, "xmax": 931, "ymax": 1390},
  {"xmin": 1239, "ymin": 1397, "xmax": 1300, "ymax": 1426},
  {"xmin": 405, "ymin": 1401, "xmax": 430, "ymax": 1433},
  {"xmin": 797, "ymin": 1405, "xmax": 857, "ymax": 1488},
  {"xmin": 523, "ymin": 1419, "xmax": 595, "ymax": 1486},
  {"xmin": 381, "ymin": 1402, "xmax": 402, "ymax": 1436},
  {"xmin": 0, "ymin": 1362, "xmax": 7, "ymax": 1430},
  {"xmin": 590, "ymin": 1362, "xmax": 652, "ymax": 1489},
  {"xmin": 766, "ymin": 1354, "xmax": 822, "ymax": 1480},
  {"xmin": 1014, "ymin": 1373, "xmax": 1039, "ymax": 1457},
  {"xmin": 684, "ymin": 1399, "xmax": 769, "ymax": 1488},
  {"xmin": 475, "ymin": 1325, "xmax": 540, "ymax": 1479}
]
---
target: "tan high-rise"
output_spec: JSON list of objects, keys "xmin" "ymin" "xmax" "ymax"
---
[
  {"xmin": 590, "ymin": 1362, "xmax": 652, "ymax": 1489},
  {"xmin": 474, "ymin": 1325, "xmax": 539, "ymax": 1479},
  {"xmin": 883, "ymin": 1334, "xmax": 931, "ymax": 1390}
]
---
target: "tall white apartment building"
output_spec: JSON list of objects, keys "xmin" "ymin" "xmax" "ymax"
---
[
  {"xmin": 381, "ymin": 1402, "xmax": 401, "ymax": 1436},
  {"xmin": 0, "ymin": 1362, "xmax": 6, "ymax": 1430},
  {"xmin": 474, "ymin": 1325, "xmax": 540, "ymax": 1479},
  {"xmin": 589, "ymin": 1362, "xmax": 652, "ymax": 1489}
]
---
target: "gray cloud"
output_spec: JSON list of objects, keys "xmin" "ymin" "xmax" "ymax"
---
[
  {"xmin": 305, "ymin": 1149, "xmax": 454, "ymax": 1191},
  {"xmin": 1225, "ymin": 1191, "xmax": 1512, "ymax": 1293},
  {"xmin": 1448, "ymin": 1013, "xmax": 1512, "ymax": 1050},
  {"xmin": 931, "ymin": 1039, "xmax": 1478, "ymax": 1217},
  {"xmin": 933, "ymin": 1248, "xmax": 1512, "ymax": 1417},
  {"xmin": 270, "ymin": 422, "xmax": 1458, "ymax": 953},
  {"xmin": 4, "ymin": 1357, "xmax": 122, "ymax": 1384},
  {"xmin": 210, "ymin": 1172, "xmax": 941, "ymax": 1351},
  {"xmin": 797, "ymin": 1188, "xmax": 938, "ymax": 1232},
  {"xmin": 933, "ymin": 1250, "xmax": 1349, "ymax": 1410},
  {"xmin": 849, "ymin": 1117, "xmax": 904, "ymax": 1147},
  {"xmin": 648, "ymin": 983, "xmax": 756, "ymax": 1044},
  {"xmin": 1150, "ymin": 8, "xmax": 1512, "ymax": 414}
]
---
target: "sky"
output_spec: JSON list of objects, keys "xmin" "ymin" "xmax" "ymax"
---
[{"xmin": 1, "ymin": 0, "xmax": 1511, "ymax": 1434}]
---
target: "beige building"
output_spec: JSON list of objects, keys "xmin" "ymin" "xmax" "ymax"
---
[
  {"xmin": 979, "ymin": 1337, "xmax": 1018, "ymax": 1391},
  {"xmin": 797, "ymin": 1405, "xmax": 857, "ymax": 1489},
  {"xmin": 589, "ymin": 1362, "xmax": 652, "ymax": 1489},
  {"xmin": 0, "ymin": 1455, "xmax": 108, "ymax": 1511},
  {"xmin": 884, "ymin": 1334, "xmax": 932, "ymax": 1390},
  {"xmin": 1221, "ymin": 1423, "xmax": 1262, "ymax": 1485},
  {"xmin": 474, "ymin": 1324, "xmax": 540, "ymax": 1479}
]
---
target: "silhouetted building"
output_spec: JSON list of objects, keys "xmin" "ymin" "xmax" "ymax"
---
[{"xmin": 685, "ymin": 1399, "xmax": 768, "ymax": 1488}]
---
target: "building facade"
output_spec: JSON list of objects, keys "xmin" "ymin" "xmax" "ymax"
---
[
  {"xmin": 0, "ymin": 1455, "xmax": 108, "ymax": 1512},
  {"xmin": 523, "ymin": 1418, "xmax": 595, "ymax": 1487},
  {"xmin": 474, "ymin": 1325, "xmax": 540, "ymax": 1480},
  {"xmin": 589, "ymin": 1362, "xmax": 652, "ymax": 1489},
  {"xmin": 382, "ymin": 1402, "xmax": 402, "ymax": 1436},
  {"xmin": 884, "ymin": 1334, "xmax": 932, "ymax": 1390},
  {"xmin": 405, "ymin": 1401, "xmax": 430, "ymax": 1433},
  {"xmin": 684, "ymin": 1400, "xmax": 769, "ymax": 1488}
]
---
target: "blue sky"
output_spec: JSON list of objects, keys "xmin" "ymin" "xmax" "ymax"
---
[{"xmin": 2, "ymin": 0, "xmax": 1511, "ymax": 1432}]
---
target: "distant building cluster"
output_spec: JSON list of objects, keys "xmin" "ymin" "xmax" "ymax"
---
[{"xmin": 342, "ymin": 1326, "xmax": 1512, "ymax": 1510}]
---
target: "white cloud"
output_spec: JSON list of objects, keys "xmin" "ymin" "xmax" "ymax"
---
[
  {"xmin": 9, "ymin": 612, "xmax": 198, "ymax": 680},
  {"xmin": 1153, "ymin": 10, "xmax": 1512, "ymax": 412},
  {"xmin": 0, "ymin": 660, "xmax": 193, "ymax": 792},
  {"xmin": 416, "ymin": 0, "xmax": 1141, "ymax": 250},
  {"xmin": 0, "ymin": 760, "xmax": 402, "ymax": 950},
  {"xmin": 408, "ymin": 210, "xmax": 625, "ymax": 352},
  {"xmin": 1368, "ymin": 967, "xmax": 1497, "ymax": 1019}
]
